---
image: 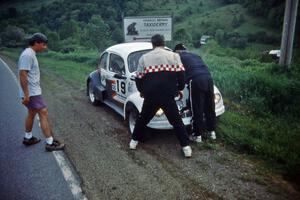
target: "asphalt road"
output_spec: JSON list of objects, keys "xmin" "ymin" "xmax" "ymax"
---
[{"xmin": 0, "ymin": 58, "xmax": 76, "ymax": 200}]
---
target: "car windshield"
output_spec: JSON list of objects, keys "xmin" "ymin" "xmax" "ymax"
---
[{"xmin": 127, "ymin": 49, "xmax": 152, "ymax": 73}]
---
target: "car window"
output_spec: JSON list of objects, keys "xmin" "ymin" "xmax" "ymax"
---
[
  {"xmin": 109, "ymin": 53, "xmax": 125, "ymax": 75},
  {"xmin": 99, "ymin": 52, "xmax": 108, "ymax": 69},
  {"xmin": 127, "ymin": 49, "xmax": 151, "ymax": 73}
]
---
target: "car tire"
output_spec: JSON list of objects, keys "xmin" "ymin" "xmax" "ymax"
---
[
  {"xmin": 127, "ymin": 107, "xmax": 139, "ymax": 135},
  {"xmin": 88, "ymin": 81, "xmax": 101, "ymax": 106}
]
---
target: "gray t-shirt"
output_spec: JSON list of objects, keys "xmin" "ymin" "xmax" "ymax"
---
[{"xmin": 18, "ymin": 47, "xmax": 42, "ymax": 97}]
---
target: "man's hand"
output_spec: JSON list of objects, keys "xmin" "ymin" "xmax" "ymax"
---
[
  {"xmin": 177, "ymin": 90, "xmax": 183, "ymax": 100},
  {"xmin": 22, "ymin": 96, "xmax": 30, "ymax": 106}
]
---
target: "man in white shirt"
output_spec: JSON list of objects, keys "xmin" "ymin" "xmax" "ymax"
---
[
  {"xmin": 129, "ymin": 34, "xmax": 192, "ymax": 158},
  {"xmin": 19, "ymin": 33, "xmax": 65, "ymax": 151}
]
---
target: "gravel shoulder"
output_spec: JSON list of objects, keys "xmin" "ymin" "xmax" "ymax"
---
[{"xmin": 1, "ymin": 54, "xmax": 299, "ymax": 200}]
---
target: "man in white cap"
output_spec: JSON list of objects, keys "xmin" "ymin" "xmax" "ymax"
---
[{"xmin": 129, "ymin": 35, "xmax": 192, "ymax": 158}]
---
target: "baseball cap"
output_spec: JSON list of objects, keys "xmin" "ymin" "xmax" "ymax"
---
[
  {"xmin": 174, "ymin": 43, "xmax": 187, "ymax": 52},
  {"xmin": 28, "ymin": 33, "xmax": 48, "ymax": 44}
]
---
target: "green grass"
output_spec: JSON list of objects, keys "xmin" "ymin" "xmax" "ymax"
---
[
  {"xmin": 194, "ymin": 40, "xmax": 300, "ymax": 182},
  {"xmin": 217, "ymin": 107, "xmax": 300, "ymax": 181}
]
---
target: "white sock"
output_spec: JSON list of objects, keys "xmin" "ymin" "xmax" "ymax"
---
[
  {"xmin": 46, "ymin": 136, "xmax": 53, "ymax": 145},
  {"xmin": 25, "ymin": 132, "xmax": 32, "ymax": 139}
]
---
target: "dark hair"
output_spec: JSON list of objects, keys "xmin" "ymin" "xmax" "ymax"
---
[
  {"xmin": 28, "ymin": 33, "xmax": 48, "ymax": 46},
  {"xmin": 174, "ymin": 43, "xmax": 187, "ymax": 52},
  {"xmin": 151, "ymin": 34, "xmax": 165, "ymax": 47}
]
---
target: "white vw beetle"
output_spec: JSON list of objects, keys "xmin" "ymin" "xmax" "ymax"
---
[{"xmin": 87, "ymin": 42, "xmax": 225, "ymax": 133}]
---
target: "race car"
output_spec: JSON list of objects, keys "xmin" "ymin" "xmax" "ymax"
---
[{"xmin": 86, "ymin": 42, "xmax": 225, "ymax": 134}]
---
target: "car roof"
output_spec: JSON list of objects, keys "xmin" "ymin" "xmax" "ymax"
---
[{"xmin": 106, "ymin": 42, "xmax": 153, "ymax": 58}]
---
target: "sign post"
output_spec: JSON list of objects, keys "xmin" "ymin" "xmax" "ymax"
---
[
  {"xmin": 279, "ymin": 0, "xmax": 299, "ymax": 70},
  {"xmin": 123, "ymin": 16, "xmax": 172, "ymax": 42}
]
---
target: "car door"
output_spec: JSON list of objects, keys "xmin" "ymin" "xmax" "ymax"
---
[{"xmin": 106, "ymin": 53, "xmax": 127, "ymax": 107}]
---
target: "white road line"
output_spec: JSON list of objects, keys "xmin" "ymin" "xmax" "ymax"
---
[
  {"xmin": 1, "ymin": 57, "xmax": 87, "ymax": 200},
  {"xmin": 53, "ymin": 151, "xmax": 88, "ymax": 200},
  {"xmin": 0, "ymin": 57, "xmax": 19, "ymax": 84}
]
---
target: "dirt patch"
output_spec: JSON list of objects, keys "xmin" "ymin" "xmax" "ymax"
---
[{"xmin": 2, "ymin": 54, "xmax": 299, "ymax": 200}]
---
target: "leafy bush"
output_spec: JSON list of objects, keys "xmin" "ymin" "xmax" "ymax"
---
[
  {"xmin": 173, "ymin": 28, "xmax": 193, "ymax": 46},
  {"xmin": 201, "ymin": 42, "xmax": 300, "ymax": 118},
  {"xmin": 0, "ymin": 25, "xmax": 25, "ymax": 47},
  {"xmin": 247, "ymin": 31, "xmax": 280, "ymax": 44},
  {"xmin": 228, "ymin": 36, "xmax": 247, "ymax": 49},
  {"xmin": 240, "ymin": 71, "xmax": 300, "ymax": 116}
]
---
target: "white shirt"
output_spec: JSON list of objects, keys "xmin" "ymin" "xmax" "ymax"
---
[{"xmin": 18, "ymin": 47, "xmax": 42, "ymax": 97}]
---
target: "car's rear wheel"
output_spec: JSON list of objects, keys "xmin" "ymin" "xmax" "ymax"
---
[
  {"xmin": 88, "ymin": 81, "xmax": 101, "ymax": 106},
  {"xmin": 127, "ymin": 107, "xmax": 139, "ymax": 134}
]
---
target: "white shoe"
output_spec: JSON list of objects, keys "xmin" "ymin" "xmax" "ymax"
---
[
  {"xmin": 129, "ymin": 139, "xmax": 138, "ymax": 150},
  {"xmin": 210, "ymin": 131, "xmax": 216, "ymax": 140},
  {"xmin": 182, "ymin": 146, "xmax": 192, "ymax": 158},
  {"xmin": 189, "ymin": 134, "xmax": 202, "ymax": 143}
]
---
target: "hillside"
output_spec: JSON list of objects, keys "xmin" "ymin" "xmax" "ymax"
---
[{"xmin": 0, "ymin": 0, "xmax": 293, "ymax": 51}]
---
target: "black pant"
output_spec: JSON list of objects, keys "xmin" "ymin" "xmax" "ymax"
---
[
  {"xmin": 189, "ymin": 76, "xmax": 216, "ymax": 136},
  {"xmin": 132, "ymin": 95, "xmax": 189, "ymax": 147}
]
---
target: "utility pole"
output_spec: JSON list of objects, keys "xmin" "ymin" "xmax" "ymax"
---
[{"xmin": 279, "ymin": 0, "xmax": 299, "ymax": 71}]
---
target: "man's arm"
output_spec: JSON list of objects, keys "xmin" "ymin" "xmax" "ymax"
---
[
  {"xmin": 177, "ymin": 71, "xmax": 185, "ymax": 91},
  {"xmin": 174, "ymin": 53, "xmax": 185, "ymax": 91},
  {"xmin": 19, "ymin": 70, "xmax": 30, "ymax": 105}
]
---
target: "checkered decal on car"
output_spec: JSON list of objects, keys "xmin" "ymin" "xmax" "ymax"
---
[{"xmin": 136, "ymin": 64, "xmax": 185, "ymax": 78}]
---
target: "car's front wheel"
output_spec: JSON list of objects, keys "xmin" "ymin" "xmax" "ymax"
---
[
  {"xmin": 127, "ymin": 107, "xmax": 139, "ymax": 134},
  {"xmin": 88, "ymin": 81, "xmax": 101, "ymax": 106}
]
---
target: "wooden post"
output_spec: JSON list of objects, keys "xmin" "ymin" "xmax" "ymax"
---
[{"xmin": 279, "ymin": 0, "xmax": 299, "ymax": 70}]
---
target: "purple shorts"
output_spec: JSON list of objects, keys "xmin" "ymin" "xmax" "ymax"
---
[{"xmin": 27, "ymin": 95, "xmax": 47, "ymax": 110}]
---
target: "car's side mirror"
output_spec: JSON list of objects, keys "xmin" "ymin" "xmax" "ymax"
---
[{"xmin": 114, "ymin": 73, "xmax": 126, "ymax": 80}]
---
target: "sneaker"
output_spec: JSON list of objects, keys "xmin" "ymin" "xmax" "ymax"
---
[
  {"xmin": 129, "ymin": 139, "xmax": 138, "ymax": 150},
  {"xmin": 45, "ymin": 139, "xmax": 65, "ymax": 152},
  {"xmin": 23, "ymin": 136, "xmax": 41, "ymax": 146},
  {"xmin": 189, "ymin": 134, "xmax": 202, "ymax": 143},
  {"xmin": 182, "ymin": 146, "xmax": 192, "ymax": 158},
  {"xmin": 210, "ymin": 131, "xmax": 216, "ymax": 140}
]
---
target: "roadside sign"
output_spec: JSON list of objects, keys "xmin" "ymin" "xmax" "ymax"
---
[{"xmin": 123, "ymin": 16, "xmax": 172, "ymax": 42}]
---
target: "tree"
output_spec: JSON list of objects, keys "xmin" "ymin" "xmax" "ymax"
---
[
  {"xmin": 59, "ymin": 20, "xmax": 79, "ymax": 40},
  {"xmin": 8, "ymin": 7, "xmax": 18, "ymax": 18},
  {"xmin": 231, "ymin": 15, "xmax": 241, "ymax": 28},
  {"xmin": 239, "ymin": 14, "xmax": 245, "ymax": 24},
  {"xmin": 1, "ymin": 25, "xmax": 25, "ymax": 47},
  {"xmin": 124, "ymin": 1, "xmax": 139, "ymax": 16},
  {"xmin": 112, "ymin": 28, "xmax": 123, "ymax": 43},
  {"xmin": 47, "ymin": 31, "xmax": 61, "ymax": 51},
  {"xmin": 228, "ymin": 36, "xmax": 247, "ymax": 49},
  {"xmin": 173, "ymin": 28, "xmax": 192, "ymax": 46},
  {"xmin": 83, "ymin": 15, "xmax": 111, "ymax": 50},
  {"xmin": 215, "ymin": 29, "xmax": 225, "ymax": 43}
]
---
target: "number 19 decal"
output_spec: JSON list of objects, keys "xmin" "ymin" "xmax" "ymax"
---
[{"xmin": 116, "ymin": 80, "xmax": 126, "ymax": 95}]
